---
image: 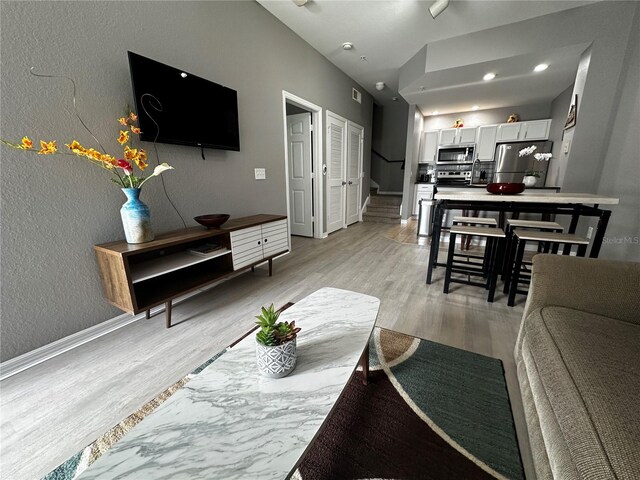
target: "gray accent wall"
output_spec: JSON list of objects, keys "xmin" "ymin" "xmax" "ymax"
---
[{"xmin": 0, "ymin": 1, "xmax": 373, "ymax": 361}]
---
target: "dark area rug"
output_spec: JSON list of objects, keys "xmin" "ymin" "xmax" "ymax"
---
[
  {"xmin": 44, "ymin": 323, "xmax": 523, "ymax": 480},
  {"xmin": 295, "ymin": 328, "xmax": 524, "ymax": 480}
]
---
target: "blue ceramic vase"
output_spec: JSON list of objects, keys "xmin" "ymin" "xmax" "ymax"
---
[{"xmin": 120, "ymin": 188, "xmax": 154, "ymax": 244}]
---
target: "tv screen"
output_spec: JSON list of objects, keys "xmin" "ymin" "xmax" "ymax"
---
[{"xmin": 127, "ymin": 52, "xmax": 240, "ymax": 151}]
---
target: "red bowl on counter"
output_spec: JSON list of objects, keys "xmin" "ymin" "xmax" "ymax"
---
[{"xmin": 486, "ymin": 182, "xmax": 525, "ymax": 195}]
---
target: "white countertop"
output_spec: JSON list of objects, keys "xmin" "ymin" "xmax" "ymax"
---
[
  {"xmin": 80, "ymin": 288, "xmax": 380, "ymax": 480},
  {"xmin": 434, "ymin": 191, "xmax": 619, "ymax": 205}
]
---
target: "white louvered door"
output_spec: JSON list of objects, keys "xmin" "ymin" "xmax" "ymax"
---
[
  {"xmin": 346, "ymin": 122, "xmax": 363, "ymax": 226},
  {"xmin": 326, "ymin": 112, "xmax": 347, "ymax": 233}
]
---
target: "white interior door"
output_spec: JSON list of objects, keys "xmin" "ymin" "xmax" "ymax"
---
[
  {"xmin": 346, "ymin": 122, "xmax": 363, "ymax": 226},
  {"xmin": 287, "ymin": 113, "xmax": 313, "ymax": 237},
  {"xmin": 326, "ymin": 112, "xmax": 347, "ymax": 233}
]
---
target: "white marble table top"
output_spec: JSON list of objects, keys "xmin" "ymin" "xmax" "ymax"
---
[
  {"xmin": 434, "ymin": 191, "xmax": 619, "ymax": 205},
  {"xmin": 80, "ymin": 287, "xmax": 380, "ymax": 480}
]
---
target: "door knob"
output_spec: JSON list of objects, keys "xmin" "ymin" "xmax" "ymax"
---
[
  {"xmin": 342, "ymin": 181, "xmax": 347, "ymax": 186},
  {"xmin": 348, "ymin": 181, "xmax": 353, "ymax": 185}
]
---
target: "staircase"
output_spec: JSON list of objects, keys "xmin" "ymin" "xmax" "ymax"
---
[{"xmin": 363, "ymin": 191, "xmax": 402, "ymax": 224}]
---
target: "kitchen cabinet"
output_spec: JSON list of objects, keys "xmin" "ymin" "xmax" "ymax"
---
[
  {"xmin": 496, "ymin": 123, "xmax": 522, "ymax": 142},
  {"xmin": 521, "ymin": 119, "xmax": 551, "ymax": 140},
  {"xmin": 496, "ymin": 119, "xmax": 552, "ymax": 142},
  {"xmin": 413, "ymin": 183, "xmax": 435, "ymax": 216},
  {"xmin": 476, "ymin": 125, "xmax": 498, "ymax": 160},
  {"xmin": 419, "ymin": 131, "xmax": 439, "ymax": 163},
  {"xmin": 439, "ymin": 127, "xmax": 476, "ymax": 146}
]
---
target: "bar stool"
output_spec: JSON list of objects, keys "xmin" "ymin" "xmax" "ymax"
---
[
  {"xmin": 507, "ymin": 231, "xmax": 589, "ymax": 306},
  {"xmin": 502, "ymin": 219, "xmax": 564, "ymax": 293},
  {"xmin": 444, "ymin": 225, "xmax": 506, "ymax": 302},
  {"xmin": 452, "ymin": 216, "xmax": 498, "ymax": 276}
]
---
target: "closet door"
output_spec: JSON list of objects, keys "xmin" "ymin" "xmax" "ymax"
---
[
  {"xmin": 346, "ymin": 122, "xmax": 363, "ymax": 226},
  {"xmin": 326, "ymin": 111, "xmax": 347, "ymax": 233}
]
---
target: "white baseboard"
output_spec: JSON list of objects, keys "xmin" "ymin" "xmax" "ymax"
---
[
  {"xmin": 360, "ymin": 195, "xmax": 370, "ymax": 221},
  {"xmin": 376, "ymin": 190, "xmax": 403, "ymax": 195}
]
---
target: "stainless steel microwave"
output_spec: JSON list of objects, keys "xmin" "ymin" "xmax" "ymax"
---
[{"xmin": 436, "ymin": 145, "xmax": 475, "ymax": 164}]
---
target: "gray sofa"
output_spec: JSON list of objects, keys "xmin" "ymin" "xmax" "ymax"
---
[{"xmin": 515, "ymin": 254, "xmax": 640, "ymax": 479}]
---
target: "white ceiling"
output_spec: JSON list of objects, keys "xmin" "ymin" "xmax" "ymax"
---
[{"xmin": 257, "ymin": 0, "xmax": 594, "ymax": 111}]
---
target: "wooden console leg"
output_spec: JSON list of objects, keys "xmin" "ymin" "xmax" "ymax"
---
[
  {"xmin": 145, "ymin": 309, "xmax": 151, "ymax": 319},
  {"xmin": 360, "ymin": 344, "xmax": 369, "ymax": 385},
  {"xmin": 269, "ymin": 259, "xmax": 273, "ymax": 277},
  {"xmin": 165, "ymin": 300, "xmax": 172, "ymax": 328}
]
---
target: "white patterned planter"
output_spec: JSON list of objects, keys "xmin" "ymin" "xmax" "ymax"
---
[{"xmin": 256, "ymin": 338, "xmax": 297, "ymax": 378}]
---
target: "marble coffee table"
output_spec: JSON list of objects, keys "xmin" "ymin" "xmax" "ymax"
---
[{"xmin": 80, "ymin": 287, "xmax": 380, "ymax": 479}]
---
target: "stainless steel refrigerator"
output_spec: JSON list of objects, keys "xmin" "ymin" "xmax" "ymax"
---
[{"xmin": 493, "ymin": 141, "xmax": 552, "ymax": 184}]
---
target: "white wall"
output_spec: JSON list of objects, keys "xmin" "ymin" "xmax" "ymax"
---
[
  {"xmin": 0, "ymin": 1, "xmax": 374, "ymax": 361},
  {"xmin": 596, "ymin": 8, "xmax": 640, "ymax": 263},
  {"xmin": 546, "ymin": 85, "xmax": 574, "ymax": 187}
]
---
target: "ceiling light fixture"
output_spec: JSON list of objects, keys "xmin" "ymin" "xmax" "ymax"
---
[
  {"xmin": 471, "ymin": 105, "xmax": 479, "ymax": 111},
  {"xmin": 534, "ymin": 63, "xmax": 549, "ymax": 72},
  {"xmin": 342, "ymin": 42, "xmax": 354, "ymax": 51},
  {"xmin": 429, "ymin": 0, "xmax": 450, "ymax": 18},
  {"xmin": 375, "ymin": 82, "xmax": 385, "ymax": 91},
  {"xmin": 483, "ymin": 73, "xmax": 496, "ymax": 81},
  {"xmin": 292, "ymin": 0, "xmax": 309, "ymax": 6}
]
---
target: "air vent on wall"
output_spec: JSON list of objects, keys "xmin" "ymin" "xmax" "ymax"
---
[{"xmin": 352, "ymin": 88, "xmax": 362, "ymax": 104}]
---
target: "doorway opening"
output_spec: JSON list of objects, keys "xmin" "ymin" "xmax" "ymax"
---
[{"xmin": 282, "ymin": 91, "xmax": 324, "ymax": 239}]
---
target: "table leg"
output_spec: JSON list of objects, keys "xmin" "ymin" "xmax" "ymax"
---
[
  {"xmin": 360, "ymin": 343, "xmax": 369, "ymax": 386},
  {"xmin": 165, "ymin": 300, "xmax": 172, "ymax": 328},
  {"xmin": 564, "ymin": 206, "xmax": 581, "ymax": 255},
  {"xmin": 426, "ymin": 202, "xmax": 444, "ymax": 284},
  {"xmin": 145, "ymin": 309, "xmax": 151, "ymax": 319},
  {"xmin": 590, "ymin": 209, "xmax": 611, "ymax": 258}
]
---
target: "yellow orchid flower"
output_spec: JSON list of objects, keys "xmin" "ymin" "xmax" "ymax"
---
[
  {"xmin": 124, "ymin": 145, "xmax": 137, "ymax": 160},
  {"xmin": 118, "ymin": 117, "xmax": 129, "ymax": 126},
  {"xmin": 129, "ymin": 112, "xmax": 137, "ymax": 121},
  {"xmin": 65, "ymin": 140, "xmax": 86, "ymax": 155},
  {"xmin": 21, "ymin": 136, "xmax": 33, "ymax": 149},
  {"xmin": 117, "ymin": 130, "xmax": 129, "ymax": 145},
  {"xmin": 130, "ymin": 126, "xmax": 142, "ymax": 135},
  {"xmin": 38, "ymin": 140, "xmax": 57, "ymax": 154},
  {"xmin": 137, "ymin": 149, "xmax": 147, "ymax": 162}
]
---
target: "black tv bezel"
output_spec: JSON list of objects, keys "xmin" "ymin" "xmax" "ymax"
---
[{"xmin": 127, "ymin": 51, "xmax": 240, "ymax": 152}]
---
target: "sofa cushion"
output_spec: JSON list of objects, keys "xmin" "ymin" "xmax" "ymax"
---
[{"xmin": 521, "ymin": 305, "xmax": 640, "ymax": 480}]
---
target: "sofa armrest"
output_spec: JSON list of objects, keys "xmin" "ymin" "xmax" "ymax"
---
[{"xmin": 522, "ymin": 254, "xmax": 640, "ymax": 326}]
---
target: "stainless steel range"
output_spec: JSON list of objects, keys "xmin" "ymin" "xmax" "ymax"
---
[{"xmin": 436, "ymin": 164, "xmax": 472, "ymax": 185}]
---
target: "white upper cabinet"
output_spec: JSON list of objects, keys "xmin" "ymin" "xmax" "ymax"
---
[
  {"xmin": 439, "ymin": 128, "xmax": 457, "ymax": 145},
  {"xmin": 521, "ymin": 119, "xmax": 551, "ymax": 140},
  {"xmin": 497, "ymin": 119, "xmax": 552, "ymax": 142},
  {"xmin": 476, "ymin": 125, "xmax": 498, "ymax": 160},
  {"xmin": 496, "ymin": 123, "xmax": 522, "ymax": 142},
  {"xmin": 458, "ymin": 127, "xmax": 477, "ymax": 144},
  {"xmin": 419, "ymin": 131, "xmax": 439, "ymax": 163},
  {"xmin": 439, "ymin": 127, "xmax": 476, "ymax": 145}
]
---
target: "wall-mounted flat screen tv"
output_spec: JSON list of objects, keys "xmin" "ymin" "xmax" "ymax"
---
[{"xmin": 128, "ymin": 51, "xmax": 240, "ymax": 151}]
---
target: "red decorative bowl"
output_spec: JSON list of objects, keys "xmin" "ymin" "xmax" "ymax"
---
[
  {"xmin": 194, "ymin": 214, "xmax": 230, "ymax": 229},
  {"xmin": 486, "ymin": 183, "xmax": 525, "ymax": 195}
]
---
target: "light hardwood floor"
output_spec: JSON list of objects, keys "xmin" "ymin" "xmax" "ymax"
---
[{"xmin": 0, "ymin": 219, "xmax": 533, "ymax": 479}]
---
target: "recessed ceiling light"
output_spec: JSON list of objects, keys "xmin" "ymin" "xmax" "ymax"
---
[
  {"xmin": 483, "ymin": 73, "xmax": 496, "ymax": 81},
  {"xmin": 432, "ymin": 111, "xmax": 439, "ymax": 115},
  {"xmin": 180, "ymin": 72, "xmax": 188, "ymax": 78},
  {"xmin": 471, "ymin": 105, "xmax": 479, "ymax": 111},
  {"xmin": 534, "ymin": 63, "xmax": 549, "ymax": 72},
  {"xmin": 342, "ymin": 42, "xmax": 354, "ymax": 51}
]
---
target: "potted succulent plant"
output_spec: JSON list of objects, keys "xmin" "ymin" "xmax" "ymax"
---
[{"xmin": 255, "ymin": 304, "xmax": 301, "ymax": 378}]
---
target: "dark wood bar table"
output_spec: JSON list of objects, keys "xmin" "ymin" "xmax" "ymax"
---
[{"xmin": 426, "ymin": 191, "xmax": 619, "ymax": 284}]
